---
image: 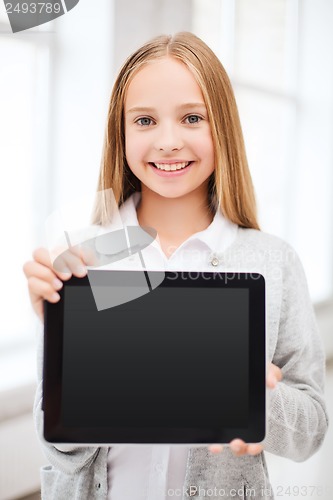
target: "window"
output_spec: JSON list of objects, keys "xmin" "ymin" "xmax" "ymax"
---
[
  {"xmin": 0, "ymin": 0, "xmax": 114, "ymax": 390},
  {"xmin": 0, "ymin": 23, "xmax": 52, "ymax": 388},
  {"xmin": 192, "ymin": 0, "xmax": 333, "ymax": 302}
]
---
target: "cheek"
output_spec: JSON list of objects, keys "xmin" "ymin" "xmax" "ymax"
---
[
  {"xmin": 195, "ymin": 133, "xmax": 215, "ymax": 161},
  {"xmin": 125, "ymin": 130, "xmax": 148, "ymax": 166}
]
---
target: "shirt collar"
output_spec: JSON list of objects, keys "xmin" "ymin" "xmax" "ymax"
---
[{"xmin": 119, "ymin": 192, "xmax": 238, "ymax": 255}]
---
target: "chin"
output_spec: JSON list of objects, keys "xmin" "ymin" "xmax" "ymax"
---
[{"xmin": 153, "ymin": 188, "xmax": 193, "ymax": 199}]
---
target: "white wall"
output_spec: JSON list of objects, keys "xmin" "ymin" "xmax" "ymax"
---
[
  {"xmin": 47, "ymin": 0, "xmax": 115, "ymax": 219},
  {"xmin": 112, "ymin": 0, "xmax": 192, "ymax": 72}
]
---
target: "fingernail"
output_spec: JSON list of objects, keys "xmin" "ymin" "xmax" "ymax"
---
[
  {"xmin": 51, "ymin": 292, "xmax": 60, "ymax": 301},
  {"xmin": 53, "ymin": 279, "xmax": 63, "ymax": 290},
  {"xmin": 210, "ymin": 445, "xmax": 223, "ymax": 453},
  {"xmin": 60, "ymin": 267, "xmax": 71, "ymax": 275},
  {"xmin": 76, "ymin": 266, "xmax": 87, "ymax": 276},
  {"xmin": 233, "ymin": 444, "xmax": 241, "ymax": 452}
]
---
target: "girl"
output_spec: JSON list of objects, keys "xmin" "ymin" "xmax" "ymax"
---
[{"xmin": 23, "ymin": 32, "xmax": 328, "ymax": 499}]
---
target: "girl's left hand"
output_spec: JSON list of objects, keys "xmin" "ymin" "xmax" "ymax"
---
[{"xmin": 208, "ymin": 363, "xmax": 282, "ymax": 456}]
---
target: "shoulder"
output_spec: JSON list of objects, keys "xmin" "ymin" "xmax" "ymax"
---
[
  {"xmin": 223, "ymin": 227, "xmax": 306, "ymax": 284},
  {"xmin": 236, "ymin": 227, "xmax": 299, "ymax": 262},
  {"xmin": 234, "ymin": 227, "xmax": 307, "ymax": 286},
  {"xmin": 236, "ymin": 227, "xmax": 290, "ymax": 251}
]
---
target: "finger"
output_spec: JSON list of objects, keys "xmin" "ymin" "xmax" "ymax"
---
[
  {"xmin": 52, "ymin": 254, "xmax": 73, "ymax": 277},
  {"xmin": 208, "ymin": 444, "xmax": 223, "ymax": 454},
  {"xmin": 266, "ymin": 372, "xmax": 277, "ymax": 389},
  {"xmin": 267, "ymin": 363, "xmax": 277, "ymax": 388},
  {"xmin": 32, "ymin": 247, "xmax": 72, "ymax": 281},
  {"xmin": 267, "ymin": 363, "xmax": 283, "ymax": 389},
  {"xmin": 32, "ymin": 247, "xmax": 52, "ymax": 267},
  {"xmin": 27, "ymin": 276, "xmax": 61, "ymax": 303},
  {"xmin": 79, "ymin": 244, "xmax": 100, "ymax": 267},
  {"xmin": 23, "ymin": 261, "xmax": 64, "ymax": 291},
  {"xmin": 53, "ymin": 249, "xmax": 87, "ymax": 277},
  {"xmin": 230, "ymin": 439, "xmax": 247, "ymax": 456},
  {"xmin": 246, "ymin": 443, "xmax": 263, "ymax": 456},
  {"xmin": 272, "ymin": 364, "xmax": 283, "ymax": 382}
]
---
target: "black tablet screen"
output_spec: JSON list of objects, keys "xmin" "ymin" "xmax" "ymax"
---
[{"xmin": 61, "ymin": 285, "xmax": 249, "ymax": 429}]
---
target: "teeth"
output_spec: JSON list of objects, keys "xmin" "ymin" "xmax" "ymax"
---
[{"xmin": 153, "ymin": 161, "xmax": 190, "ymax": 171}]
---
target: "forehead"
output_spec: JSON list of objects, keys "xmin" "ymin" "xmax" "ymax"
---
[{"xmin": 124, "ymin": 57, "xmax": 205, "ymax": 109}]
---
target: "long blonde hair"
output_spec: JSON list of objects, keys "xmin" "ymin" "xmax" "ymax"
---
[{"xmin": 93, "ymin": 32, "xmax": 260, "ymax": 230}]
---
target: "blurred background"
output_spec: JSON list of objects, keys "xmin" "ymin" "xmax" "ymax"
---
[{"xmin": 0, "ymin": 0, "xmax": 332, "ymax": 498}]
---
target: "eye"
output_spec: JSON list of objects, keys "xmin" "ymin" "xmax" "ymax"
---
[
  {"xmin": 184, "ymin": 114, "xmax": 202, "ymax": 125},
  {"xmin": 135, "ymin": 117, "xmax": 154, "ymax": 127}
]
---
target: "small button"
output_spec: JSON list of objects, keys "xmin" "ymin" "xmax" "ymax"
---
[
  {"xmin": 95, "ymin": 482, "xmax": 101, "ymax": 490},
  {"xmin": 210, "ymin": 256, "xmax": 220, "ymax": 267}
]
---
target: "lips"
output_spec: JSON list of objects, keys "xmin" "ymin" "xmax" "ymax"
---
[{"xmin": 149, "ymin": 161, "xmax": 192, "ymax": 172}]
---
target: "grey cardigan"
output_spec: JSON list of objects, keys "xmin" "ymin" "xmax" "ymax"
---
[{"xmin": 34, "ymin": 228, "xmax": 329, "ymax": 499}]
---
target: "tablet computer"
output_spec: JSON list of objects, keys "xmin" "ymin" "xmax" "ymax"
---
[{"xmin": 43, "ymin": 270, "xmax": 265, "ymax": 445}]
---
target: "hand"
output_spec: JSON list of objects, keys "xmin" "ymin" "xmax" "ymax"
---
[
  {"xmin": 23, "ymin": 246, "xmax": 91, "ymax": 322},
  {"xmin": 208, "ymin": 363, "xmax": 283, "ymax": 456}
]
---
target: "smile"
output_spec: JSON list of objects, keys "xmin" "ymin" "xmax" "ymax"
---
[{"xmin": 149, "ymin": 161, "xmax": 192, "ymax": 171}]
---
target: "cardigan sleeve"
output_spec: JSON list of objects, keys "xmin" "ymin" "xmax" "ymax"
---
[
  {"xmin": 263, "ymin": 244, "xmax": 329, "ymax": 461},
  {"xmin": 33, "ymin": 323, "xmax": 101, "ymax": 475}
]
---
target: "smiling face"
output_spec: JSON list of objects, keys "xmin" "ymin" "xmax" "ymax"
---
[{"xmin": 124, "ymin": 57, "xmax": 215, "ymax": 201}]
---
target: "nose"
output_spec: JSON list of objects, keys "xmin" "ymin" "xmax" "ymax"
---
[{"xmin": 154, "ymin": 122, "xmax": 184, "ymax": 152}]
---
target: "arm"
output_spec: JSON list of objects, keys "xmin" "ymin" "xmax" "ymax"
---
[
  {"xmin": 263, "ymin": 246, "xmax": 328, "ymax": 461},
  {"xmin": 210, "ymin": 244, "xmax": 328, "ymax": 461}
]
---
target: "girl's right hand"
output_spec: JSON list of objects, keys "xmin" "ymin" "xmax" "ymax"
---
[{"xmin": 23, "ymin": 247, "xmax": 88, "ymax": 322}]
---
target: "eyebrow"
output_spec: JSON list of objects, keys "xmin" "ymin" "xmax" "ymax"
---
[{"xmin": 126, "ymin": 103, "xmax": 207, "ymax": 114}]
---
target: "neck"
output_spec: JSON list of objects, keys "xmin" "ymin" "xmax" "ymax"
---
[{"xmin": 136, "ymin": 184, "xmax": 214, "ymax": 254}]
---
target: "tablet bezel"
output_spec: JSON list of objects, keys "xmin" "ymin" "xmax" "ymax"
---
[{"xmin": 43, "ymin": 271, "xmax": 266, "ymax": 444}]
